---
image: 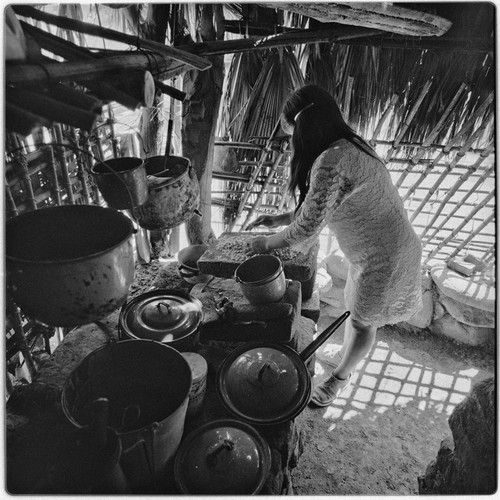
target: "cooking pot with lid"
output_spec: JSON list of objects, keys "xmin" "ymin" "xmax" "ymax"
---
[
  {"xmin": 216, "ymin": 311, "xmax": 350, "ymax": 425},
  {"xmin": 118, "ymin": 289, "xmax": 203, "ymax": 352},
  {"xmin": 173, "ymin": 419, "xmax": 271, "ymax": 495}
]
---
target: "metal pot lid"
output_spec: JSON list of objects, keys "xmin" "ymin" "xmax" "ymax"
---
[
  {"xmin": 217, "ymin": 342, "xmax": 311, "ymax": 425},
  {"xmin": 119, "ymin": 289, "xmax": 202, "ymax": 343},
  {"xmin": 174, "ymin": 419, "xmax": 271, "ymax": 495}
]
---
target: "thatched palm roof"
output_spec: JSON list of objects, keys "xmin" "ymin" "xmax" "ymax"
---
[{"xmin": 5, "ymin": 2, "xmax": 496, "ymax": 265}]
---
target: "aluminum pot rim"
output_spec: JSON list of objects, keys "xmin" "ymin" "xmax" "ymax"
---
[
  {"xmin": 118, "ymin": 288, "xmax": 204, "ymax": 343},
  {"xmin": 5, "ymin": 205, "xmax": 134, "ymax": 265},
  {"xmin": 234, "ymin": 254, "xmax": 283, "ymax": 286}
]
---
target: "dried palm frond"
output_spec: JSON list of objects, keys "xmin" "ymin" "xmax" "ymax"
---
[{"xmin": 236, "ymin": 47, "xmax": 305, "ymax": 142}]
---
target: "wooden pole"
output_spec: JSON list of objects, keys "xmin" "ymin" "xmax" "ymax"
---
[
  {"xmin": 179, "ymin": 26, "xmax": 383, "ymax": 56},
  {"xmin": 389, "ymin": 79, "xmax": 433, "ymax": 170},
  {"xmin": 12, "ymin": 152, "xmax": 37, "ymax": 212},
  {"xmin": 241, "ymin": 139, "xmax": 289, "ymax": 230},
  {"xmin": 422, "ymin": 162, "xmax": 494, "ymax": 242},
  {"xmin": 13, "ymin": 4, "xmax": 211, "ymax": 70},
  {"xmin": 403, "ymin": 121, "xmax": 492, "ymax": 203},
  {"xmin": 7, "ymin": 299, "xmax": 38, "ymax": 382},
  {"xmin": 446, "ymin": 212, "xmax": 495, "ymax": 260},
  {"xmin": 45, "ymin": 145, "xmax": 63, "ymax": 206},
  {"xmin": 6, "ymin": 53, "xmax": 190, "ymax": 88},
  {"xmin": 369, "ymin": 94, "xmax": 399, "ymax": 146},
  {"xmin": 229, "ymin": 117, "xmax": 282, "ymax": 230},
  {"xmin": 425, "ymin": 191, "xmax": 495, "ymax": 261},
  {"xmin": 53, "ymin": 125, "xmax": 75, "ymax": 204}
]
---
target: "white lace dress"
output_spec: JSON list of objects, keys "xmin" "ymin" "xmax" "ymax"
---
[{"xmin": 282, "ymin": 138, "xmax": 422, "ymax": 327}]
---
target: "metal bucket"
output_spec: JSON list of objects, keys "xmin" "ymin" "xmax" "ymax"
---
[
  {"xmin": 61, "ymin": 340, "xmax": 192, "ymax": 493},
  {"xmin": 91, "ymin": 157, "xmax": 148, "ymax": 210},
  {"xmin": 235, "ymin": 254, "xmax": 287, "ymax": 304},
  {"xmin": 136, "ymin": 155, "xmax": 200, "ymax": 230}
]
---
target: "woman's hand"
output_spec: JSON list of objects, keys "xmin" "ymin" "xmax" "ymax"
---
[
  {"xmin": 250, "ymin": 235, "xmax": 270, "ymax": 254},
  {"xmin": 246, "ymin": 212, "xmax": 293, "ymax": 231},
  {"xmin": 246, "ymin": 215, "xmax": 279, "ymax": 231}
]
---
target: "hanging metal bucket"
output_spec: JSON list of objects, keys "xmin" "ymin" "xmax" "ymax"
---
[
  {"xmin": 61, "ymin": 339, "xmax": 192, "ymax": 493},
  {"xmin": 91, "ymin": 157, "xmax": 148, "ymax": 210},
  {"xmin": 136, "ymin": 155, "xmax": 200, "ymax": 230}
]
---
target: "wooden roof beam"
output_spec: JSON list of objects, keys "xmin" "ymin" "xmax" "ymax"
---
[{"xmin": 258, "ymin": 2, "xmax": 452, "ymax": 36}]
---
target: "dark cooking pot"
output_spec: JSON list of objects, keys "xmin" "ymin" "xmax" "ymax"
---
[
  {"xmin": 217, "ymin": 311, "xmax": 350, "ymax": 425},
  {"xmin": 174, "ymin": 419, "xmax": 271, "ymax": 495},
  {"xmin": 6, "ymin": 205, "xmax": 135, "ymax": 327},
  {"xmin": 177, "ymin": 244, "xmax": 213, "ymax": 284},
  {"xmin": 118, "ymin": 289, "xmax": 203, "ymax": 352}
]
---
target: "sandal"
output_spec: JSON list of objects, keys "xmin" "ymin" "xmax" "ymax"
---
[{"xmin": 309, "ymin": 372, "xmax": 351, "ymax": 407}]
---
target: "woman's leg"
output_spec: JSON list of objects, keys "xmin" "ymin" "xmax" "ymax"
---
[
  {"xmin": 335, "ymin": 318, "xmax": 377, "ymax": 380},
  {"xmin": 311, "ymin": 317, "xmax": 376, "ymax": 406}
]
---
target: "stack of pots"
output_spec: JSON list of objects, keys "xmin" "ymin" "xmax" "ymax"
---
[{"xmin": 90, "ymin": 155, "xmax": 201, "ymax": 232}]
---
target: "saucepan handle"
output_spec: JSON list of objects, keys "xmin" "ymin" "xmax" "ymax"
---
[{"xmin": 299, "ymin": 311, "xmax": 350, "ymax": 363}]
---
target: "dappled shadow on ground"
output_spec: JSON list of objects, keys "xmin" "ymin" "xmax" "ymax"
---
[{"xmin": 292, "ymin": 324, "xmax": 494, "ymax": 495}]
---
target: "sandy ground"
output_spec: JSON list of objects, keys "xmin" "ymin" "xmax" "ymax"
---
[{"xmin": 291, "ymin": 314, "xmax": 495, "ymax": 495}]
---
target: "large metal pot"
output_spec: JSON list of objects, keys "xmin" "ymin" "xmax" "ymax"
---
[
  {"xmin": 136, "ymin": 155, "xmax": 200, "ymax": 230},
  {"xmin": 118, "ymin": 289, "xmax": 203, "ymax": 352},
  {"xmin": 61, "ymin": 339, "xmax": 192, "ymax": 492},
  {"xmin": 234, "ymin": 254, "xmax": 286, "ymax": 304},
  {"xmin": 217, "ymin": 311, "xmax": 350, "ymax": 425},
  {"xmin": 6, "ymin": 205, "xmax": 135, "ymax": 327}
]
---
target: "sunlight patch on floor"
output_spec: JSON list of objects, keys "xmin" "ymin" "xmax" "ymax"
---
[{"xmin": 316, "ymin": 338, "xmax": 480, "ymax": 424}]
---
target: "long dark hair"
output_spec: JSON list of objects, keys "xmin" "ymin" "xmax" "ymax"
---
[{"xmin": 282, "ymin": 84, "xmax": 368, "ymax": 208}]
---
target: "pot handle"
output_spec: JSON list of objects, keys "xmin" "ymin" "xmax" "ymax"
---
[
  {"xmin": 179, "ymin": 264, "xmax": 198, "ymax": 279},
  {"xmin": 299, "ymin": 311, "xmax": 350, "ymax": 363}
]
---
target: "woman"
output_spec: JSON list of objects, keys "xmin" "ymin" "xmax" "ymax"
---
[{"xmin": 247, "ymin": 85, "xmax": 422, "ymax": 407}]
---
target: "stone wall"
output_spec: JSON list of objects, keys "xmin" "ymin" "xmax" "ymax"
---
[
  {"xmin": 418, "ymin": 377, "xmax": 496, "ymax": 495},
  {"xmin": 322, "ymin": 249, "xmax": 496, "ymax": 348}
]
